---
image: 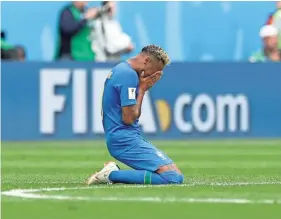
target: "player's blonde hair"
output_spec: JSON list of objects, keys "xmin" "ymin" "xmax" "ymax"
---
[{"xmin": 141, "ymin": 44, "xmax": 170, "ymax": 66}]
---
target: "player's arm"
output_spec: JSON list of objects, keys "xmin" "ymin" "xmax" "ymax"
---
[
  {"xmin": 121, "ymin": 71, "xmax": 162, "ymax": 125},
  {"xmin": 122, "ymin": 89, "xmax": 145, "ymax": 125}
]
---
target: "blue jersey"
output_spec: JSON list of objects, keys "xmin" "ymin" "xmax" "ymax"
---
[{"xmin": 102, "ymin": 62, "xmax": 141, "ymax": 156}]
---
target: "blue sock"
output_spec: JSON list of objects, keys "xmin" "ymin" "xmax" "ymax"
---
[
  {"xmin": 159, "ymin": 171, "xmax": 184, "ymax": 184},
  {"xmin": 109, "ymin": 170, "xmax": 168, "ymax": 184}
]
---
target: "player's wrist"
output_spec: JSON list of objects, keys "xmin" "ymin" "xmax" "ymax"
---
[{"xmin": 138, "ymin": 87, "xmax": 146, "ymax": 93}]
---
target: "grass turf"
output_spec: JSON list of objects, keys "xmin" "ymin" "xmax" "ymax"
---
[{"xmin": 1, "ymin": 140, "xmax": 281, "ymax": 219}]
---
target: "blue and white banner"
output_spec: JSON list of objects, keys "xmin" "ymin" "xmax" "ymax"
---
[{"xmin": 2, "ymin": 62, "xmax": 281, "ymax": 141}]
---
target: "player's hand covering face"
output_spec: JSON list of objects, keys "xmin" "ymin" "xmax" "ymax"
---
[
  {"xmin": 139, "ymin": 71, "xmax": 162, "ymax": 91},
  {"xmin": 142, "ymin": 56, "xmax": 164, "ymax": 77}
]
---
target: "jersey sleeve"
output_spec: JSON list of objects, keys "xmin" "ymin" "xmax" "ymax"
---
[{"xmin": 118, "ymin": 71, "xmax": 138, "ymax": 107}]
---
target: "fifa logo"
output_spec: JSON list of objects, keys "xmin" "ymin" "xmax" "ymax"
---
[{"xmin": 39, "ymin": 68, "xmax": 250, "ymax": 134}]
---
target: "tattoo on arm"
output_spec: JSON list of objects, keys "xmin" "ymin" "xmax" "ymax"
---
[{"xmin": 122, "ymin": 105, "xmax": 139, "ymax": 125}]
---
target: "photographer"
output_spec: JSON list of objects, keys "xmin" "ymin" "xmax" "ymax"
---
[
  {"xmin": 91, "ymin": 1, "xmax": 134, "ymax": 62},
  {"xmin": 55, "ymin": 1, "xmax": 99, "ymax": 61}
]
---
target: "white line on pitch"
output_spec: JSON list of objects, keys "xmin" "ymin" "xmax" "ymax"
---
[
  {"xmin": 2, "ymin": 188, "xmax": 281, "ymax": 205},
  {"xmin": 3, "ymin": 181, "xmax": 281, "ymax": 192},
  {"xmin": 1, "ymin": 181, "xmax": 281, "ymax": 204}
]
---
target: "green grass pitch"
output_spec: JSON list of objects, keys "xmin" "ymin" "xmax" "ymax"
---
[{"xmin": 1, "ymin": 140, "xmax": 281, "ymax": 219}]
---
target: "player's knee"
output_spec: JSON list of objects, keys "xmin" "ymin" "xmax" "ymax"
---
[{"xmin": 159, "ymin": 171, "xmax": 184, "ymax": 184}]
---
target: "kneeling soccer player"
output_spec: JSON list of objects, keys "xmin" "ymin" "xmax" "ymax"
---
[{"xmin": 87, "ymin": 45, "xmax": 184, "ymax": 185}]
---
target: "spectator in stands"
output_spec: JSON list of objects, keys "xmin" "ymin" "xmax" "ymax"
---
[
  {"xmin": 266, "ymin": 1, "xmax": 281, "ymax": 49},
  {"xmin": 91, "ymin": 1, "xmax": 134, "ymax": 62},
  {"xmin": 249, "ymin": 25, "xmax": 281, "ymax": 62},
  {"xmin": 1, "ymin": 31, "xmax": 15, "ymax": 60},
  {"xmin": 15, "ymin": 45, "xmax": 26, "ymax": 61},
  {"xmin": 55, "ymin": 1, "xmax": 99, "ymax": 61},
  {"xmin": 1, "ymin": 31, "xmax": 26, "ymax": 61}
]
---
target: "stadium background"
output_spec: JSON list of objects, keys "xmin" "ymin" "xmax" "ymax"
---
[
  {"xmin": 2, "ymin": 1, "xmax": 281, "ymax": 140},
  {"xmin": 1, "ymin": 1, "xmax": 281, "ymax": 219},
  {"xmin": 1, "ymin": 1, "xmax": 276, "ymax": 61}
]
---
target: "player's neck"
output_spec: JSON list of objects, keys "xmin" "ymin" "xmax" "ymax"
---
[{"xmin": 127, "ymin": 58, "xmax": 141, "ymax": 77}]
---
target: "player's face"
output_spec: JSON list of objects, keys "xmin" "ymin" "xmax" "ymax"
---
[{"xmin": 141, "ymin": 56, "xmax": 164, "ymax": 77}]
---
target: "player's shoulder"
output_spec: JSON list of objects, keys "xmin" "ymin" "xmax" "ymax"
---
[
  {"xmin": 113, "ymin": 62, "xmax": 136, "ymax": 75},
  {"xmin": 112, "ymin": 61, "xmax": 138, "ymax": 80}
]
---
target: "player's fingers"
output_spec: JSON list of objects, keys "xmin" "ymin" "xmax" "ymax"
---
[
  {"xmin": 155, "ymin": 73, "xmax": 162, "ymax": 81},
  {"xmin": 153, "ymin": 71, "xmax": 163, "ymax": 79},
  {"xmin": 147, "ymin": 77, "xmax": 156, "ymax": 86},
  {"xmin": 148, "ymin": 71, "xmax": 162, "ymax": 80},
  {"xmin": 151, "ymin": 74, "xmax": 161, "ymax": 84},
  {"xmin": 151, "ymin": 74, "xmax": 161, "ymax": 83},
  {"xmin": 145, "ymin": 71, "xmax": 162, "ymax": 88},
  {"xmin": 152, "ymin": 72, "xmax": 162, "ymax": 80}
]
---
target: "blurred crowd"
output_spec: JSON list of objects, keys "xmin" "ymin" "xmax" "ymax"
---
[
  {"xmin": 1, "ymin": 1, "xmax": 133, "ymax": 62},
  {"xmin": 249, "ymin": 1, "xmax": 281, "ymax": 62},
  {"xmin": 55, "ymin": 1, "xmax": 133, "ymax": 62},
  {"xmin": 1, "ymin": 31, "xmax": 26, "ymax": 61},
  {"xmin": 1, "ymin": 1, "xmax": 281, "ymax": 62}
]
